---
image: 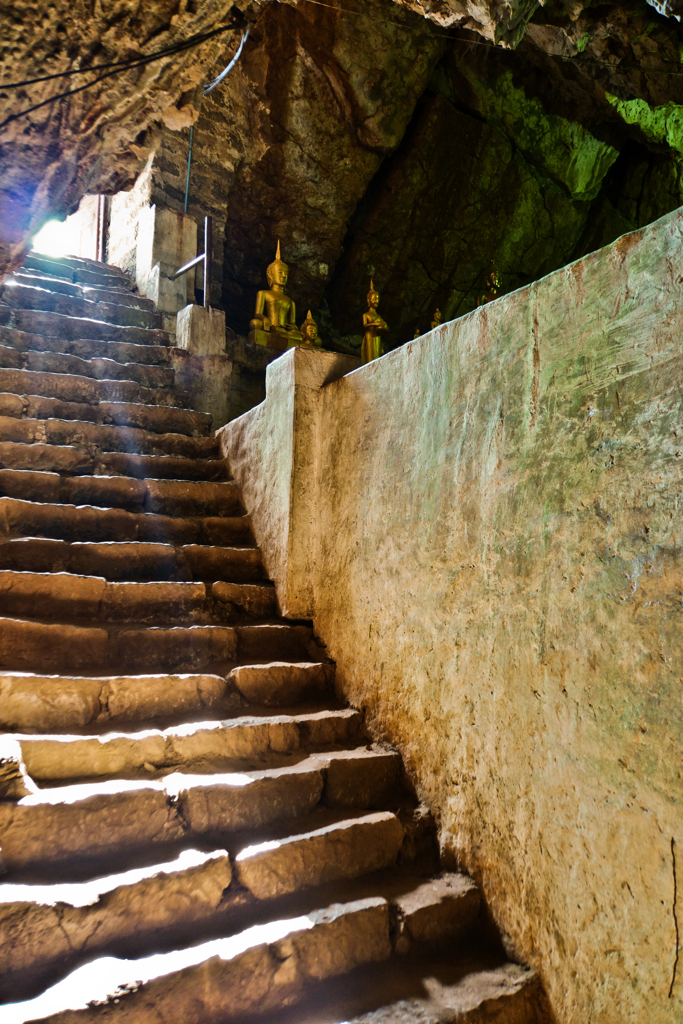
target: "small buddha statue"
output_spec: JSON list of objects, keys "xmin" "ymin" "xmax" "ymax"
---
[
  {"xmin": 477, "ymin": 266, "xmax": 501, "ymax": 307},
  {"xmin": 249, "ymin": 240, "xmax": 302, "ymax": 351},
  {"xmin": 289, "ymin": 310, "xmax": 323, "ymax": 350},
  {"xmin": 413, "ymin": 326, "xmax": 421, "ymax": 340},
  {"xmin": 431, "ymin": 308, "xmax": 442, "ymax": 331},
  {"xmin": 361, "ymin": 279, "xmax": 388, "ymax": 365}
]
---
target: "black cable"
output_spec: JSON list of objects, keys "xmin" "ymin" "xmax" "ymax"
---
[
  {"xmin": 2, "ymin": 11, "xmax": 249, "ymax": 91},
  {"xmin": 0, "ymin": 20, "xmax": 244, "ymax": 130}
]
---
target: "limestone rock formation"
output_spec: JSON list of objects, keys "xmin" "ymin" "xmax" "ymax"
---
[
  {"xmin": 6, "ymin": 0, "xmax": 683, "ymax": 350},
  {"xmin": 0, "ymin": 0, "xmax": 252, "ymax": 276}
]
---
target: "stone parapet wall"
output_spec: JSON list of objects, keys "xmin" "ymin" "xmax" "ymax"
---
[{"xmin": 220, "ymin": 207, "xmax": 683, "ymax": 1024}]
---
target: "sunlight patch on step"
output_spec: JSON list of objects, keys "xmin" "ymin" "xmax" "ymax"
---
[
  {"xmin": 2, "ymin": 914, "xmax": 314, "ymax": 1024},
  {"xmin": 18, "ymin": 770, "xmax": 253, "ymax": 805},
  {"xmin": 0, "ymin": 848, "xmax": 225, "ymax": 907}
]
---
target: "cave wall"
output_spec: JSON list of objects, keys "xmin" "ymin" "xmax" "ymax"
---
[
  {"xmin": 207, "ymin": 0, "xmax": 683, "ymax": 350},
  {"xmin": 0, "ymin": 0, "xmax": 257, "ymax": 277},
  {"xmin": 7, "ymin": 0, "xmax": 683, "ymax": 361},
  {"xmin": 220, "ymin": 208, "xmax": 683, "ymax": 1024}
]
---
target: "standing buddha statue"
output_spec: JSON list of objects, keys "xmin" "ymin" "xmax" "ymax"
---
[
  {"xmin": 249, "ymin": 241, "xmax": 302, "ymax": 351},
  {"xmin": 361, "ymin": 279, "xmax": 388, "ymax": 364},
  {"xmin": 431, "ymin": 308, "xmax": 442, "ymax": 331}
]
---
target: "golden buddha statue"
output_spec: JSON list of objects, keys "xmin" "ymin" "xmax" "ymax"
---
[
  {"xmin": 249, "ymin": 241, "xmax": 302, "ymax": 351},
  {"xmin": 361, "ymin": 279, "xmax": 388, "ymax": 364},
  {"xmin": 288, "ymin": 310, "xmax": 323, "ymax": 350},
  {"xmin": 413, "ymin": 326, "xmax": 421, "ymax": 339},
  {"xmin": 431, "ymin": 308, "xmax": 442, "ymax": 331},
  {"xmin": 477, "ymin": 266, "xmax": 501, "ymax": 307}
]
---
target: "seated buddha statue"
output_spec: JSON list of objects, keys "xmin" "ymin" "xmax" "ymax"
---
[
  {"xmin": 288, "ymin": 310, "xmax": 323, "ymax": 350},
  {"xmin": 249, "ymin": 241, "xmax": 302, "ymax": 351},
  {"xmin": 361, "ymin": 279, "xmax": 388, "ymax": 364},
  {"xmin": 431, "ymin": 308, "xmax": 442, "ymax": 331}
]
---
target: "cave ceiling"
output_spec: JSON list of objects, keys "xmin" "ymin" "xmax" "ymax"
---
[{"xmin": 2, "ymin": 0, "xmax": 683, "ymax": 348}]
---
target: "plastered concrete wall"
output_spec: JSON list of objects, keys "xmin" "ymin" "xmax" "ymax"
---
[{"xmin": 219, "ymin": 209, "xmax": 683, "ymax": 1023}]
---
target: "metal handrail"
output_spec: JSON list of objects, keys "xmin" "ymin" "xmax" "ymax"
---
[{"xmin": 171, "ymin": 215, "xmax": 212, "ymax": 308}]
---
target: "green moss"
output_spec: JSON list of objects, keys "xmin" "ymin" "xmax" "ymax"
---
[
  {"xmin": 448, "ymin": 65, "xmax": 620, "ymax": 200},
  {"xmin": 606, "ymin": 93, "xmax": 683, "ymax": 154}
]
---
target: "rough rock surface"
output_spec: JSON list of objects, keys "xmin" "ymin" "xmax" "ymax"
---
[
  {"xmin": 0, "ymin": 1, "xmax": 254, "ymax": 275},
  {"xmin": 220, "ymin": 209, "xmax": 683, "ymax": 1023},
  {"xmin": 6, "ymin": 0, "xmax": 683, "ymax": 354}
]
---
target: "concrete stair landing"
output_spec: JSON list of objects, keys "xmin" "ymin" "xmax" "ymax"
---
[{"xmin": 0, "ymin": 253, "xmax": 549, "ymax": 1024}]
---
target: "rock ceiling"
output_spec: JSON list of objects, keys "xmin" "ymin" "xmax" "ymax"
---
[{"xmin": 2, "ymin": 0, "xmax": 683, "ymax": 347}]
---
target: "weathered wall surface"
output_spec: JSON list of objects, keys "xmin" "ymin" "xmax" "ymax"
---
[{"xmin": 220, "ymin": 209, "xmax": 683, "ymax": 1023}]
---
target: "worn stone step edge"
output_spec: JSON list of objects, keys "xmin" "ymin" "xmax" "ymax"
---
[
  {"xmin": 0, "ymin": 496, "xmax": 255, "ymax": 547},
  {"xmin": 0, "ymin": 325, "xmax": 170, "ymax": 367},
  {"xmin": 0, "ymin": 394, "xmax": 212, "ymax": 439},
  {"xmin": 0, "ymin": 415, "xmax": 217, "ymax": 455},
  {"xmin": 0, "ymin": 303, "xmax": 168, "ymax": 346},
  {"xmin": 19, "ymin": 263, "xmax": 136, "ymax": 295},
  {"xmin": 0, "ymin": 748, "xmax": 400, "ymax": 870},
  {"xmin": 0, "ymin": 572, "xmax": 276, "ymax": 625},
  {"xmin": 0, "ymin": 470, "xmax": 243, "ymax": 517},
  {"xmin": 10, "ymin": 272, "xmax": 156, "ymax": 312},
  {"xmin": 14, "ymin": 707, "xmax": 362, "ymax": 780},
  {"xmin": 0, "ymin": 346, "xmax": 175, "ymax": 388},
  {"xmin": 0, "ymin": 667, "xmax": 339, "ymax": 733},
  {"xmin": 1, "ymin": 877, "xmax": 495, "ymax": 1024},
  {"xmin": 0, "ymin": 367, "xmax": 190, "ymax": 409},
  {"xmin": 25, "ymin": 253, "xmax": 137, "ymax": 290},
  {"xmin": 0, "ymin": 445, "xmax": 230, "ymax": 481},
  {"xmin": 285, "ymin": 958, "xmax": 545, "ymax": 1024},
  {"xmin": 1, "ymin": 282, "xmax": 162, "ymax": 329},
  {"xmin": 0, "ymin": 617, "xmax": 318, "ymax": 674},
  {"xmin": 0, "ymin": 814, "xmax": 418, "ymax": 994},
  {"xmin": 0, "ymin": 537, "xmax": 259, "ymax": 584}
]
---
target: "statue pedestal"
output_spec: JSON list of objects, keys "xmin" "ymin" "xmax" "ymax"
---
[{"xmin": 249, "ymin": 327, "xmax": 301, "ymax": 352}]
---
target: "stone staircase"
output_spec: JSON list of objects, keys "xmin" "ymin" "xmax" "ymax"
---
[{"xmin": 0, "ymin": 253, "xmax": 549, "ymax": 1024}]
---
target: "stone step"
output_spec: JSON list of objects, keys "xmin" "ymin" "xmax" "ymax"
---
[
  {"xmin": 0, "ymin": 470, "xmax": 243, "ymax": 517},
  {"xmin": 0, "ymin": 303, "xmax": 167, "ymax": 346},
  {"xmin": 229, "ymin": 662, "xmax": 335, "ymax": 707},
  {"xmin": 0, "ymin": 345, "xmax": 174, "ymax": 389},
  {"xmin": 0, "ymin": 665, "xmax": 336, "ymax": 733},
  {"xmin": 0, "ymin": 878, "xmax": 489, "ymax": 1024},
  {"xmin": 11, "ymin": 271, "xmax": 156, "ymax": 312},
  {"xmin": 0, "ymin": 367, "xmax": 189, "ymax": 409},
  {"xmin": 0, "ymin": 393, "xmax": 211, "ymax": 437},
  {"xmin": 0, "ymin": 444, "xmax": 230, "ymax": 480},
  {"xmin": 1, "ymin": 281, "xmax": 162, "ymax": 330},
  {"xmin": 281, "ymin": 951, "xmax": 545, "ymax": 1024},
  {"xmin": 0, "ymin": 848, "xmax": 232, "ymax": 995},
  {"xmin": 24, "ymin": 253, "xmax": 137, "ymax": 291},
  {"xmin": 0, "ymin": 411, "xmax": 214, "ymax": 453},
  {"xmin": 0, "ymin": 325, "xmax": 170, "ymax": 366},
  {"xmin": 0, "ymin": 537, "xmax": 259, "ymax": 583},
  {"xmin": 17, "ymin": 708, "xmax": 363, "ymax": 780},
  {"xmin": 0, "ymin": 496, "xmax": 254, "ymax": 546},
  {"xmin": 0, "ymin": 814, "xmax": 408, "ymax": 996},
  {"xmin": 0, "ymin": 616, "xmax": 316, "ymax": 674},
  {"xmin": 0, "ymin": 748, "xmax": 399, "ymax": 870},
  {"xmin": 0, "ymin": 572, "xmax": 276, "ymax": 625}
]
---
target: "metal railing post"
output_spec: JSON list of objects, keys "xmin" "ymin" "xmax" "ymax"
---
[
  {"xmin": 203, "ymin": 216, "xmax": 212, "ymax": 308},
  {"xmin": 170, "ymin": 212, "xmax": 213, "ymax": 310}
]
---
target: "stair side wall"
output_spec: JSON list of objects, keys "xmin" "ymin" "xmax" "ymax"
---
[{"xmin": 219, "ymin": 206, "xmax": 683, "ymax": 1024}]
